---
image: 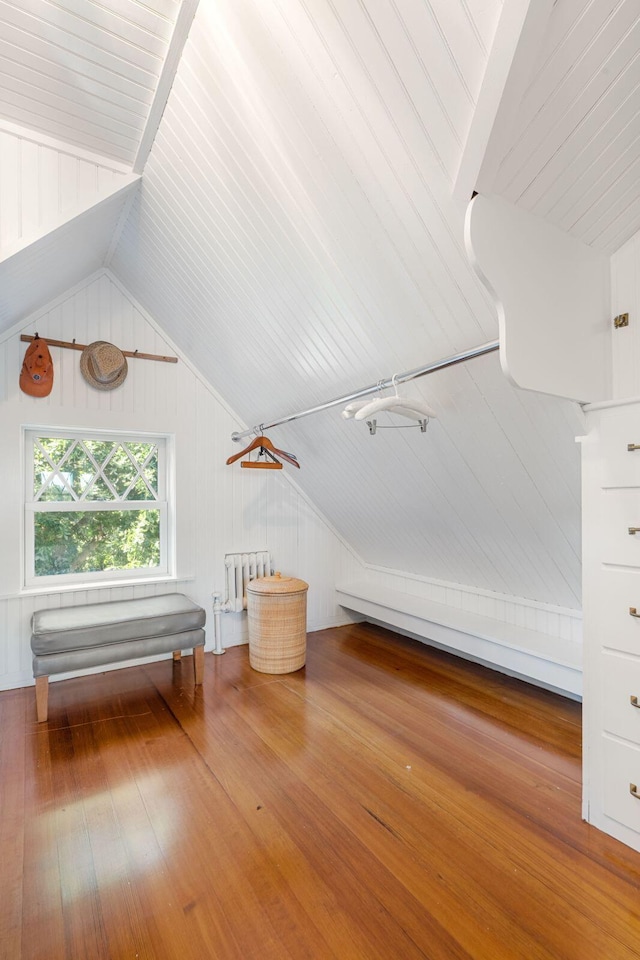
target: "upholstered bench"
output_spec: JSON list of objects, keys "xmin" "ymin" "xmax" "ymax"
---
[{"xmin": 30, "ymin": 593, "xmax": 206, "ymax": 722}]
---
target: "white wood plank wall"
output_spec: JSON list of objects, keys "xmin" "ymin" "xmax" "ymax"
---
[
  {"xmin": 0, "ymin": 123, "xmax": 130, "ymax": 254},
  {"xmin": 362, "ymin": 565, "xmax": 583, "ymax": 647},
  {"xmin": 0, "ymin": 270, "xmax": 363, "ymax": 690}
]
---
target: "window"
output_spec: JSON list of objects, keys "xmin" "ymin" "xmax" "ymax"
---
[{"xmin": 24, "ymin": 429, "xmax": 172, "ymax": 587}]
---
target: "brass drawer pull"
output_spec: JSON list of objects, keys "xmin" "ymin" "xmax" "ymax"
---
[
  {"xmin": 631, "ymin": 608, "xmax": 640, "ymax": 618},
  {"xmin": 631, "ymin": 784, "xmax": 640, "ymax": 799},
  {"xmin": 628, "ymin": 444, "xmax": 640, "ymax": 452},
  {"xmin": 632, "ymin": 696, "xmax": 640, "ymax": 708},
  {"xmin": 629, "ymin": 528, "xmax": 640, "ymax": 535}
]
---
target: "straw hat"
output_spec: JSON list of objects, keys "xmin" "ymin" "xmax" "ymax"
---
[
  {"xmin": 80, "ymin": 341, "xmax": 128, "ymax": 391},
  {"xmin": 20, "ymin": 338, "xmax": 54, "ymax": 397}
]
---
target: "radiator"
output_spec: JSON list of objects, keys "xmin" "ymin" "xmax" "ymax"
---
[{"xmin": 224, "ymin": 551, "xmax": 272, "ymax": 612}]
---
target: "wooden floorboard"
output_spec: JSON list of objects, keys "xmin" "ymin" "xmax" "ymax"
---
[{"xmin": 2, "ymin": 622, "xmax": 640, "ymax": 959}]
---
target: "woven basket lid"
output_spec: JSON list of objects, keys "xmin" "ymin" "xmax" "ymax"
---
[{"xmin": 246, "ymin": 572, "xmax": 308, "ymax": 595}]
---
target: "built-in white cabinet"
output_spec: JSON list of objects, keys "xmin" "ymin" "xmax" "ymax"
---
[
  {"xmin": 466, "ymin": 194, "xmax": 640, "ymax": 853},
  {"xmin": 583, "ymin": 400, "xmax": 640, "ymax": 852}
]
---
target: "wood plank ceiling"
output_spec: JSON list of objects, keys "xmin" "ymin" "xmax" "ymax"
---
[
  {"xmin": 492, "ymin": 0, "xmax": 640, "ymax": 252},
  {"xmin": 0, "ymin": 0, "xmax": 635, "ymax": 609},
  {"xmin": 0, "ymin": 183, "xmax": 138, "ymax": 331},
  {"xmin": 0, "ymin": 0, "xmax": 180, "ymax": 165},
  {"xmin": 110, "ymin": 0, "xmax": 585, "ymax": 609}
]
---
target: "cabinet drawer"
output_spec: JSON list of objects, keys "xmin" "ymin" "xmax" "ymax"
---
[
  {"xmin": 597, "ymin": 407, "xmax": 640, "ymax": 487},
  {"xmin": 603, "ymin": 654, "xmax": 640, "ymax": 741},
  {"xmin": 603, "ymin": 736, "xmax": 640, "ymax": 830},
  {"xmin": 600, "ymin": 489, "xmax": 640, "ymax": 565},
  {"xmin": 593, "ymin": 568, "xmax": 640, "ymax": 655}
]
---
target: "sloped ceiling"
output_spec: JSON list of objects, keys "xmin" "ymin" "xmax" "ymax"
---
[
  {"xmin": 2, "ymin": 0, "xmax": 632, "ymax": 610},
  {"xmin": 109, "ymin": 0, "xmax": 584, "ymax": 609},
  {"xmin": 0, "ymin": 120, "xmax": 139, "ymax": 333},
  {"xmin": 0, "ymin": 0, "xmax": 196, "ymax": 334},
  {"xmin": 490, "ymin": 0, "xmax": 640, "ymax": 252},
  {"xmin": 0, "ymin": 181, "xmax": 138, "ymax": 332},
  {"xmin": 0, "ymin": 0, "xmax": 181, "ymax": 165}
]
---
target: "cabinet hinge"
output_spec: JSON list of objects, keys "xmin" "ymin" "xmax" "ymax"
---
[{"xmin": 614, "ymin": 312, "xmax": 629, "ymax": 328}]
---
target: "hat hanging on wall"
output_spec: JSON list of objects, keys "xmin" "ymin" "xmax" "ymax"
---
[
  {"xmin": 19, "ymin": 337, "xmax": 54, "ymax": 397},
  {"xmin": 80, "ymin": 341, "xmax": 128, "ymax": 391}
]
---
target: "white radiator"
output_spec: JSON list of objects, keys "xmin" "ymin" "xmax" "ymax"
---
[{"xmin": 224, "ymin": 551, "xmax": 272, "ymax": 612}]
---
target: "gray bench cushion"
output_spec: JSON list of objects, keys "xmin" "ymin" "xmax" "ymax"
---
[
  {"xmin": 32, "ymin": 628, "xmax": 205, "ymax": 677},
  {"xmin": 31, "ymin": 593, "xmax": 205, "ymax": 655}
]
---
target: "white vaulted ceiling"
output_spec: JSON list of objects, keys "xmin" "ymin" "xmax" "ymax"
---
[
  {"xmin": 109, "ymin": 0, "xmax": 584, "ymax": 608},
  {"xmin": 491, "ymin": 0, "xmax": 640, "ymax": 252},
  {"xmin": 0, "ymin": 0, "xmax": 181, "ymax": 165},
  {"xmin": 0, "ymin": 180, "xmax": 138, "ymax": 330},
  {"xmin": 2, "ymin": 0, "xmax": 637, "ymax": 609}
]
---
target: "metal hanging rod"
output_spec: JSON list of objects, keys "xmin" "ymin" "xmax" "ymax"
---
[{"xmin": 231, "ymin": 339, "xmax": 499, "ymax": 442}]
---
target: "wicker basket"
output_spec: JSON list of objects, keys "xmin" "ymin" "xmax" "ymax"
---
[{"xmin": 246, "ymin": 573, "xmax": 309, "ymax": 674}]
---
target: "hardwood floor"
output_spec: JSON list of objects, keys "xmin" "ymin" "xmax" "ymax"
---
[{"xmin": 2, "ymin": 622, "xmax": 640, "ymax": 959}]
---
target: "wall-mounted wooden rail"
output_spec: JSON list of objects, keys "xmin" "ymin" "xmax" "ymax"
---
[{"xmin": 20, "ymin": 334, "xmax": 178, "ymax": 364}]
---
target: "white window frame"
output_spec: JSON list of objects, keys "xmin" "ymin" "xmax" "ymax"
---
[{"xmin": 23, "ymin": 427, "xmax": 174, "ymax": 589}]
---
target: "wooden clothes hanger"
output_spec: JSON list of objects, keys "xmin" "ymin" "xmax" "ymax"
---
[{"xmin": 226, "ymin": 435, "xmax": 300, "ymax": 469}]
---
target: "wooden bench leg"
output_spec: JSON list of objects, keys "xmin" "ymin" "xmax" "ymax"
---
[
  {"xmin": 35, "ymin": 676, "xmax": 49, "ymax": 723},
  {"xmin": 173, "ymin": 650, "xmax": 182, "ymax": 661},
  {"xmin": 194, "ymin": 646, "xmax": 204, "ymax": 685}
]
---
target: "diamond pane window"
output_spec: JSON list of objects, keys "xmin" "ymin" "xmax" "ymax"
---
[
  {"xmin": 127, "ymin": 477, "xmax": 154, "ymax": 501},
  {"xmin": 65, "ymin": 444, "xmax": 95, "ymax": 498},
  {"xmin": 84, "ymin": 476, "xmax": 117, "ymax": 502},
  {"xmin": 25, "ymin": 429, "xmax": 171, "ymax": 586},
  {"xmin": 108, "ymin": 445, "xmax": 138, "ymax": 497}
]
